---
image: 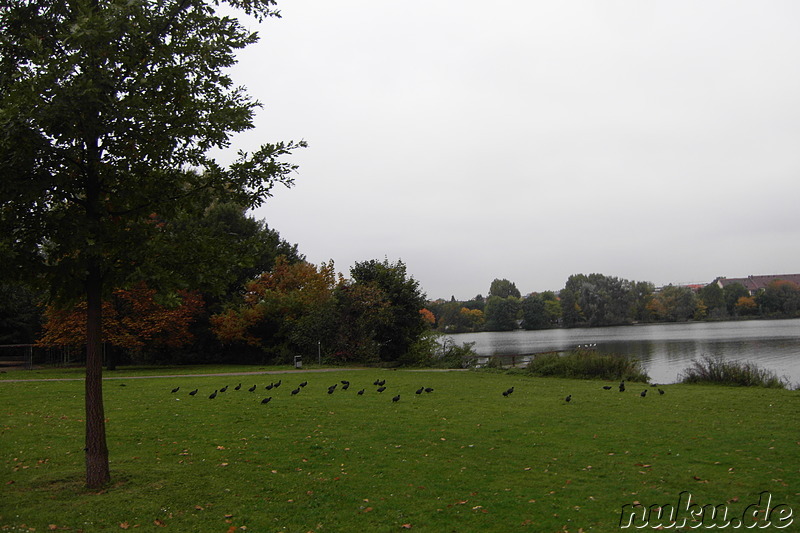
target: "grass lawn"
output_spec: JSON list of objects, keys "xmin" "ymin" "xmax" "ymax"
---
[{"xmin": 1, "ymin": 367, "xmax": 797, "ymax": 532}]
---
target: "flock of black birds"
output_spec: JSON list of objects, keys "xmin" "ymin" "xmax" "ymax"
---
[
  {"xmin": 171, "ymin": 377, "xmax": 667, "ymax": 405},
  {"xmin": 169, "ymin": 377, "xmax": 436, "ymax": 404},
  {"xmin": 561, "ymin": 379, "xmax": 667, "ymax": 403}
]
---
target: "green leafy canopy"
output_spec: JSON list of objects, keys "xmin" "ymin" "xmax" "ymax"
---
[{"xmin": 0, "ymin": 0, "xmax": 305, "ymax": 302}]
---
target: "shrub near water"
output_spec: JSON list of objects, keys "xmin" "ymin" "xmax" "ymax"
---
[
  {"xmin": 527, "ymin": 349, "xmax": 649, "ymax": 382},
  {"xmin": 679, "ymin": 355, "xmax": 788, "ymax": 388}
]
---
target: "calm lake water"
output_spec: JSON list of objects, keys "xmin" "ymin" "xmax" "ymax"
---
[{"xmin": 446, "ymin": 318, "xmax": 800, "ymax": 385}]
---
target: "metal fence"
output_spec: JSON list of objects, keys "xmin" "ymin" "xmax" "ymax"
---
[{"xmin": 0, "ymin": 344, "xmax": 78, "ymax": 369}]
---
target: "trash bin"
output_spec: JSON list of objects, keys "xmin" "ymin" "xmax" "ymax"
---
[{"xmin": 294, "ymin": 355, "xmax": 302, "ymax": 369}]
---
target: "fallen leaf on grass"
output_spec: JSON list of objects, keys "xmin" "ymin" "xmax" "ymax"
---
[
  {"xmin": 48, "ymin": 525, "xmax": 58, "ymax": 530},
  {"xmin": 401, "ymin": 525, "xmax": 412, "ymax": 529},
  {"xmin": 119, "ymin": 523, "xmax": 130, "ymax": 530},
  {"xmin": 154, "ymin": 519, "xmax": 166, "ymax": 527}
]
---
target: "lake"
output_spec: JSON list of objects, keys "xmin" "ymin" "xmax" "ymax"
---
[{"xmin": 446, "ymin": 318, "xmax": 800, "ymax": 385}]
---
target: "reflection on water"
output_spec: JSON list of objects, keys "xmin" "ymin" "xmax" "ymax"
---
[{"xmin": 447, "ymin": 319, "xmax": 800, "ymax": 385}]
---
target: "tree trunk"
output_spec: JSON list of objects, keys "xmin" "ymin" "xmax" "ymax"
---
[{"xmin": 85, "ymin": 257, "xmax": 110, "ymax": 488}]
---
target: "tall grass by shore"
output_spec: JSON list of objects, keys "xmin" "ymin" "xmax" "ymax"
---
[
  {"xmin": 678, "ymin": 355, "xmax": 789, "ymax": 388},
  {"xmin": 526, "ymin": 349, "xmax": 650, "ymax": 382}
]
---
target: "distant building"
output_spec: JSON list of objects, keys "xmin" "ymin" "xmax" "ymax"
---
[{"xmin": 715, "ymin": 274, "xmax": 800, "ymax": 296}]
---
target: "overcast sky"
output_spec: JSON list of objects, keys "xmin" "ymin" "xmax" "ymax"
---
[{"xmin": 221, "ymin": 0, "xmax": 800, "ymax": 301}]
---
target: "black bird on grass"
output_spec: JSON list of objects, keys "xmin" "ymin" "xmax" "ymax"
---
[
  {"xmin": 171, "ymin": 386, "xmax": 180, "ymax": 393},
  {"xmin": 619, "ymin": 381, "xmax": 626, "ymax": 392},
  {"xmin": 291, "ymin": 387, "xmax": 301, "ymax": 395},
  {"xmin": 341, "ymin": 380, "xmax": 350, "ymax": 385},
  {"xmin": 377, "ymin": 379, "xmax": 386, "ymax": 386},
  {"xmin": 220, "ymin": 385, "xmax": 228, "ymax": 393},
  {"xmin": 189, "ymin": 389, "xmax": 198, "ymax": 396},
  {"xmin": 658, "ymin": 388, "xmax": 665, "ymax": 395},
  {"xmin": 373, "ymin": 379, "xmax": 380, "ymax": 385},
  {"xmin": 502, "ymin": 386, "xmax": 514, "ymax": 397},
  {"xmin": 357, "ymin": 389, "xmax": 365, "ymax": 395},
  {"xmin": 342, "ymin": 382, "xmax": 350, "ymax": 390},
  {"xmin": 565, "ymin": 394, "xmax": 572, "ymax": 403},
  {"xmin": 424, "ymin": 387, "xmax": 434, "ymax": 393},
  {"xmin": 392, "ymin": 394, "xmax": 400, "ymax": 402},
  {"xmin": 274, "ymin": 379, "xmax": 282, "ymax": 388},
  {"xmin": 261, "ymin": 397, "xmax": 272, "ymax": 404},
  {"xmin": 377, "ymin": 386, "xmax": 387, "ymax": 393},
  {"xmin": 415, "ymin": 387, "xmax": 424, "ymax": 395},
  {"xmin": 327, "ymin": 386, "xmax": 336, "ymax": 394},
  {"xmin": 234, "ymin": 383, "xmax": 241, "ymax": 391},
  {"xmin": 248, "ymin": 385, "xmax": 256, "ymax": 392},
  {"xmin": 209, "ymin": 390, "xmax": 218, "ymax": 399},
  {"xmin": 265, "ymin": 383, "xmax": 274, "ymax": 390},
  {"xmin": 299, "ymin": 381, "xmax": 308, "ymax": 388},
  {"xmin": 640, "ymin": 389, "xmax": 647, "ymax": 397},
  {"xmin": 602, "ymin": 386, "xmax": 612, "ymax": 390}
]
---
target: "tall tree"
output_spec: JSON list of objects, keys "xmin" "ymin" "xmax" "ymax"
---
[
  {"xmin": 628, "ymin": 281, "xmax": 655, "ymax": 322},
  {"xmin": 0, "ymin": 0, "xmax": 303, "ymax": 487},
  {"xmin": 350, "ymin": 258, "xmax": 427, "ymax": 362},
  {"xmin": 698, "ymin": 282, "xmax": 727, "ymax": 318},
  {"xmin": 489, "ymin": 278, "xmax": 521, "ymax": 299},
  {"xmin": 758, "ymin": 280, "xmax": 800, "ymax": 316},
  {"xmin": 484, "ymin": 295, "xmax": 520, "ymax": 331},
  {"xmin": 520, "ymin": 294, "xmax": 548, "ymax": 330},
  {"xmin": 648, "ymin": 285, "xmax": 699, "ymax": 322},
  {"xmin": 163, "ymin": 202, "xmax": 304, "ymax": 303},
  {"xmin": 559, "ymin": 275, "xmax": 582, "ymax": 327},
  {"xmin": 560, "ymin": 273, "xmax": 634, "ymax": 327}
]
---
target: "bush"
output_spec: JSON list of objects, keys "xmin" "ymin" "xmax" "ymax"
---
[
  {"xmin": 526, "ymin": 349, "xmax": 649, "ymax": 382},
  {"xmin": 402, "ymin": 331, "xmax": 479, "ymax": 368},
  {"xmin": 678, "ymin": 355, "xmax": 788, "ymax": 388},
  {"xmin": 430, "ymin": 336, "xmax": 479, "ymax": 369}
]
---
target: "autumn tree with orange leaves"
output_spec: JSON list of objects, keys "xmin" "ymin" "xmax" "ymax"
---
[
  {"xmin": 211, "ymin": 257, "xmax": 338, "ymax": 361},
  {"xmin": 38, "ymin": 283, "xmax": 204, "ymax": 364}
]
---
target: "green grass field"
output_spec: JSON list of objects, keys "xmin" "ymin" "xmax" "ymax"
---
[{"xmin": 1, "ymin": 368, "xmax": 797, "ymax": 532}]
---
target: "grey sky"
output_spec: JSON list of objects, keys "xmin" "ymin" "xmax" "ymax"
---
[{"xmin": 222, "ymin": 1, "xmax": 800, "ymax": 300}]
